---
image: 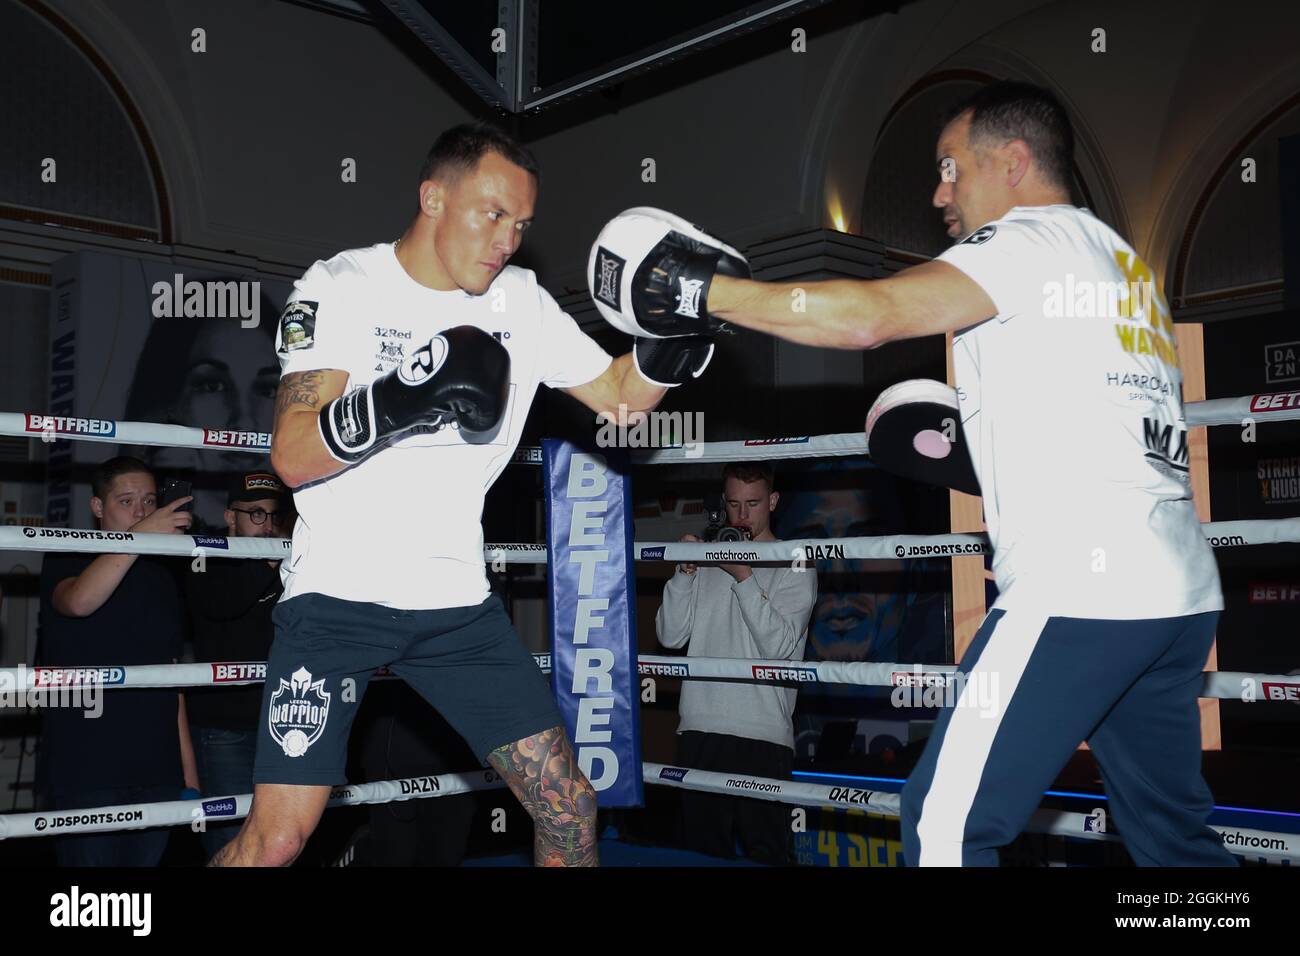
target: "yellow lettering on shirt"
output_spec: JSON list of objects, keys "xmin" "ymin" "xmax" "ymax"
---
[
  {"xmin": 1114, "ymin": 250, "xmax": 1174, "ymax": 336},
  {"xmin": 1113, "ymin": 250, "xmax": 1179, "ymax": 370},
  {"xmin": 1115, "ymin": 321, "xmax": 1181, "ymax": 369},
  {"xmin": 1116, "ymin": 324, "xmax": 1136, "ymax": 352}
]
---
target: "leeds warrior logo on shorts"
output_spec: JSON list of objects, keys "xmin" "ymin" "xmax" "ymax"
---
[
  {"xmin": 267, "ymin": 666, "xmax": 331, "ymax": 758},
  {"xmin": 278, "ymin": 301, "xmax": 318, "ymax": 353},
  {"xmin": 593, "ymin": 247, "xmax": 624, "ymax": 310}
]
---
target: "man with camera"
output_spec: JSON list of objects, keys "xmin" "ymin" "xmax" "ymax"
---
[{"xmin": 655, "ymin": 462, "xmax": 817, "ymax": 864}]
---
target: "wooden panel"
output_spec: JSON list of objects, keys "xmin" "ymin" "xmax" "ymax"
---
[{"xmin": 946, "ymin": 332, "xmax": 988, "ymax": 661}]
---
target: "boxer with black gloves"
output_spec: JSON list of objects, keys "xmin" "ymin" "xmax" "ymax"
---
[
  {"xmin": 212, "ymin": 122, "xmax": 671, "ymax": 868},
  {"xmin": 318, "ymin": 325, "xmax": 510, "ymax": 463}
]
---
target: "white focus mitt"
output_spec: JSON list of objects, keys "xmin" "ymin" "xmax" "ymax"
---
[{"xmin": 588, "ymin": 206, "xmax": 749, "ymax": 339}]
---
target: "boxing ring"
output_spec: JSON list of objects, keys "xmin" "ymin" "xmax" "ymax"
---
[{"xmin": 2, "ymin": 388, "xmax": 1298, "ymax": 866}]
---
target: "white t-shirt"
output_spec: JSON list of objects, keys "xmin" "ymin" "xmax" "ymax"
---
[
  {"xmin": 937, "ymin": 205, "xmax": 1222, "ymax": 618},
  {"xmin": 274, "ymin": 243, "xmax": 612, "ymax": 610}
]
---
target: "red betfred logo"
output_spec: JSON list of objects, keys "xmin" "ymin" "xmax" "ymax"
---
[
  {"xmin": 211, "ymin": 662, "xmax": 266, "ymax": 683},
  {"xmin": 1261, "ymin": 682, "xmax": 1300, "ymax": 702},
  {"xmin": 1248, "ymin": 584, "xmax": 1300, "ymax": 603},
  {"xmin": 1249, "ymin": 391, "xmax": 1300, "ymax": 412}
]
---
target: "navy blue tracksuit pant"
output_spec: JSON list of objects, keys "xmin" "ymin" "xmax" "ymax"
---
[{"xmin": 901, "ymin": 605, "xmax": 1237, "ymax": 867}]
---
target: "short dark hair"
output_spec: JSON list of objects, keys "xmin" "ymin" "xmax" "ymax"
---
[
  {"xmin": 722, "ymin": 462, "xmax": 775, "ymax": 492},
  {"xmin": 940, "ymin": 81, "xmax": 1074, "ymax": 190},
  {"xmin": 417, "ymin": 121, "xmax": 539, "ymax": 190},
  {"xmin": 92, "ymin": 456, "xmax": 153, "ymax": 500}
]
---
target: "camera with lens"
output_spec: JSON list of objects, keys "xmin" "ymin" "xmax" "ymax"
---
[{"xmin": 701, "ymin": 499, "xmax": 752, "ymax": 543}]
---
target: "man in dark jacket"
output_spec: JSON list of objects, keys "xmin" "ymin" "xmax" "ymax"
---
[
  {"xmin": 38, "ymin": 456, "xmax": 197, "ymax": 866},
  {"xmin": 183, "ymin": 471, "xmax": 293, "ymax": 856}
]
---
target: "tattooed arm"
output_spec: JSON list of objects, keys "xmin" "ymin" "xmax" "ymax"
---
[
  {"xmin": 270, "ymin": 369, "xmax": 350, "ymax": 487},
  {"xmin": 489, "ymin": 726, "xmax": 599, "ymax": 867}
]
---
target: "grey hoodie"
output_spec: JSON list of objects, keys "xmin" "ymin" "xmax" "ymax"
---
[{"xmin": 656, "ymin": 558, "xmax": 817, "ymax": 749}]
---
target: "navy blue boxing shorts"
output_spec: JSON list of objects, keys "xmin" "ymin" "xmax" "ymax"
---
[{"xmin": 252, "ymin": 592, "xmax": 561, "ymax": 786}]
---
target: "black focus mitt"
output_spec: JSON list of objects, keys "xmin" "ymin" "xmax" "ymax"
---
[{"xmin": 865, "ymin": 379, "xmax": 980, "ymax": 495}]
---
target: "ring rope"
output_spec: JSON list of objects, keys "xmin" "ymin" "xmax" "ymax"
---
[
  {"xmin": 642, "ymin": 764, "xmax": 1298, "ymax": 865},
  {"xmin": 3, "ymin": 763, "xmax": 1294, "ymax": 864},
  {"xmin": 0, "ymin": 770, "xmax": 508, "ymax": 840},
  {"xmin": 6, "ymin": 518, "xmax": 1300, "ymax": 563},
  {"xmin": 3, "ymin": 388, "xmax": 1296, "ymax": 464},
  {"xmin": 5, "ymin": 394, "xmax": 1297, "ymax": 862},
  {"xmin": 3, "ymin": 655, "xmax": 1289, "ymax": 701}
]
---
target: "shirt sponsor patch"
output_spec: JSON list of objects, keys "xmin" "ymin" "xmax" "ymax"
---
[
  {"xmin": 278, "ymin": 300, "xmax": 318, "ymax": 353},
  {"xmin": 961, "ymin": 224, "xmax": 996, "ymax": 245}
]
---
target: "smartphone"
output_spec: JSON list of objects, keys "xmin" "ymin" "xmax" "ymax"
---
[{"xmin": 159, "ymin": 478, "xmax": 192, "ymax": 511}]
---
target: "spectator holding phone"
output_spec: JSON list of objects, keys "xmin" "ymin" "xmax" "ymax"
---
[{"xmin": 37, "ymin": 456, "xmax": 200, "ymax": 866}]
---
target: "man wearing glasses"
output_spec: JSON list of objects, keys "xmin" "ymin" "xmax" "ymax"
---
[{"xmin": 182, "ymin": 471, "xmax": 295, "ymax": 857}]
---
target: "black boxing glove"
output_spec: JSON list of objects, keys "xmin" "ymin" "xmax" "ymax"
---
[
  {"xmin": 319, "ymin": 325, "xmax": 509, "ymax": 464},
  {"xmin": 632, "ymin": 335, "xmax": 716, "ymax": 387}
]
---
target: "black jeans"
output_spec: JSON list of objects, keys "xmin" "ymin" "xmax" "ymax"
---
[
  {"xmin": 190, "ymin": 725, "xmax": 258, "ymax": 858},
  {"xmin": 676, "ymin": 731, "xmax": 794, "ymax": 865},
  {"xmin": 51, "ymin": 785, "xmax": 176, "ymax": 866}
]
